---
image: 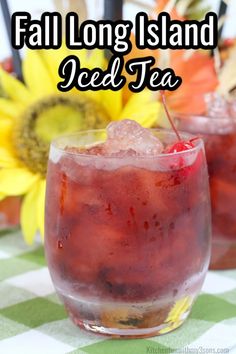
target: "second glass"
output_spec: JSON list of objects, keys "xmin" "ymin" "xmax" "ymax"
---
[{"xmin": 176, "ymin": 115, "xmax": 236, "ymax": 269}]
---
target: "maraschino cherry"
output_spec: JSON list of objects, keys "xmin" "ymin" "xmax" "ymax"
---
[
  {"xmin": 160, "ymin": 90, "xmax": 195, "ymax": 153},
  {"xmin": 165, "ymin": 140, "xmax": 194, "ymax": 153}
]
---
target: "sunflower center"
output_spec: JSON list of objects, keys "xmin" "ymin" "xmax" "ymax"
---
[{"xmin": 13, "ymin": 94, "xmax": 110, "ymax": 176}]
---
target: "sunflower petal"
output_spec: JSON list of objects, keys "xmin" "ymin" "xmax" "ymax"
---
[
  {"xmin": 40, "ymin": 43, "xmax": 70, "ymax": 86},
  {"xmin": 119, "ymin": 90, "xmax": 161, "ymax": 127},
  {"xmin": 81, "ymin": 90, "xmax": 102, "ymax": 104},
  {"xmin": 73, "ymin": 49, "xmax": 89, "ymax": 67},
  {"xmin": 0, "ymin": 98, "xmax": 20, "ymax": 119},
  {"xmin": 23, "ymin": 50, "xmax": 55, "ymax": 98},
  {"xmin": 21, "ymin": 182, "xmax": 39, "ymax": 244},
  {"xmin": 0, "ymin": 118, "xmax": 13, "ymax": 139},
  {"xmin": 37, "ymin": 179, "xmax": 46, "ymax": 240},
  {"xmin": 158, "ymin": 296, "xmax": 192, "ymax": 334},
  {"xmin": 0, "ymin": 147, "xmax": 18, "ymax": 168},
  {"xmin": 100, "ymin": 89, "xmax": 123, "ymax": 120},
  {"xmin": 130, "ymin": 102, "xmax": 161, "ymax": 127},
  {"xmin": 0, "ymin": 168, "xmax": 39, "ymax": 196},
  {"xmin": 0, "ymin": 68, "xmax": 31, "ymax": 104},
  {"xmin": 0, "ymin": 118, "xmax": 17, "ymax": 157},
  {"xmin": 0, "ymin": 192, "xmax": 5, "ymax": 201},
  {"xmin": 87, "ymin": 49, "xmax": 106, "ymax": 70}
]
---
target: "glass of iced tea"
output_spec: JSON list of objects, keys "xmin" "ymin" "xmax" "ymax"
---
[
  {"xmin": 45, "ymin": 120, "xmax": 211, "ymax": 338},
  {"xmin": 175, "ymin": 94, "xmax": 236, "ymax": 269}
]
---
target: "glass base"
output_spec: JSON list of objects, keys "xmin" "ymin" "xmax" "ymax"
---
[
  {"xmin": 58, "ymin": 289, "xmax": 193, "ymax": 338},
  {"xmin": 210, "ymin": 239, "xmax": 236, "ymax": 269},
  {"xmin": 71, "ymin": 317, "xmax": 187, "ymax": 338}
]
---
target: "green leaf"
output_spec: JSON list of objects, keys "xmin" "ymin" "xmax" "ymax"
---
[{"xmin": 175, "ymin": 0, "xmax": 210, "ymax": 20}]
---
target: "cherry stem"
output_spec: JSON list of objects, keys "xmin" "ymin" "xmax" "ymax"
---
[{"xmin": 160, "ymin": 90, "xmax": 181, "ymax": 142}]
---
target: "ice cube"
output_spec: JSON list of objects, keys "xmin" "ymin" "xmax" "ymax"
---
[
  {"xmin": 104, "ymin": 119, "xmax": 163, "ymax": 156},
  {"xmin": 205, "ymin": 92, "xmax": 230, "ymax": 118}
]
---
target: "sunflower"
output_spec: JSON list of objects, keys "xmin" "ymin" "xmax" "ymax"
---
[{"xmin": 0, "ymin": 47, "xmax": 161, "ymax": 244}]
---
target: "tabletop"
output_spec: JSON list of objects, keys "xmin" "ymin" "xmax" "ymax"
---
[{"xmin": 0, "ymin": 229, "xmax": 236, "ymax": 354}]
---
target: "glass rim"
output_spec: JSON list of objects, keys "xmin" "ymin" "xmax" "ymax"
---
[
  {"xmin": 50, "ymin": 128, "xmax": 204, "ymax": 160},
  {"xmin": 174, "ymin": 113, "xmax": 236, "ymax": 123}
]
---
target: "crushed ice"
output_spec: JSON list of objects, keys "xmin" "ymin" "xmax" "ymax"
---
[{"xmin": 103, "ymin": 119, "xmax": 163, "ymax": 156}]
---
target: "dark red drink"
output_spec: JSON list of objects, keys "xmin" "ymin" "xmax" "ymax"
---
[
  {"xmin": 45, "ymin": 122, "xmax": 211, "ymax": 337},
  {"xmin": 176, "ymin": 114, "xmax": 236, "ymax": 269}
]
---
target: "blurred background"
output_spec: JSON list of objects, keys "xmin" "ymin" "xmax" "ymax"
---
[{"xmin": 0, "ymin": 0, "xmax": 235, "ymax": 60}]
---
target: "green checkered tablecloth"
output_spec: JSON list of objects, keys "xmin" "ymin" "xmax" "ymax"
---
[{"xmin": 0, "ymin": 229, "xmax": 236, "ymax": 354}]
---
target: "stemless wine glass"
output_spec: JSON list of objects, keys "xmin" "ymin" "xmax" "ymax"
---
[
  {"xmin": 175, "ymin": 114, "xmax": 236, "ymax": 269},
  {"xmin": 45, "ymin": 129, "xmax": 211, "ymax": 338}
]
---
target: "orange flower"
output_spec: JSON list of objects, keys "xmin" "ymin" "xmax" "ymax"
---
[
  {"xmin": 124, "ymin": 1, "xmax": 218, "ymax": 115},
  {"xmin": 166, "ymin": 50, "xmax": 218, "ymax": 114}
]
